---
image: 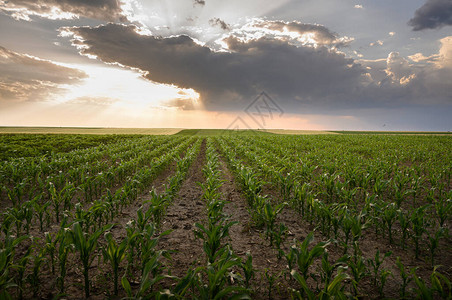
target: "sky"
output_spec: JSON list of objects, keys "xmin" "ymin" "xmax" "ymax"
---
[{"xmin": 0, "ymin": 0, "xmax": 451, "ymax": 131}]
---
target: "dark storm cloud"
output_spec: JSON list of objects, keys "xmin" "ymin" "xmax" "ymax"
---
[
  {"xmin": 0, "ymin": 0, "xmax": 127, "ymax": 22},
  {"xmin": 63, "ymin": 23, "xmax": 368, "ymax": 111},
  {"xmin": 63, "ymin": 24, "xmax": 452, "ymax": 112},
  {"xmin": 409, "ymin": 0, "xmax": 452, "ymax": 30},
  {"xmin": 0, "ymin": 46, "xmax": 87, "ymax": 102},
  {"xmin": 209, "ymin": 18, "xmax": 230, "ymax": 31}
]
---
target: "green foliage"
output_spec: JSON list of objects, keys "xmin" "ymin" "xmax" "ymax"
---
[
  {"xmin": 193, "ymin": 247, "xmax": 250, "ymax": 300},
  {"xmin": 289, "ymin": 232, "xmax": 330, "ymax": 279},
  {"xmin": 195, "ymin": 219, "xmax": 237, "ymax": 264},
  {"xmin": 395, "ymin": 257, "xmax": 412, "ymax": 299},
  {"xmin": 412, "ymin": 266, "xmax": 451, "ymax": 300},
  {"xmin": 68, "ymin": 222, "xmax": 113, "ymax": 298},
  {"xmin": 102, "ymin": 232, "xmax": 128, "ymax": 295},
  {"xmin": 367, "ymin": 249, "xmax": 392, "ymax": 290}
]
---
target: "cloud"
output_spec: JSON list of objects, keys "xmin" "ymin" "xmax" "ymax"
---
[
  {"xmin": 0, "ymin": 46, "xmax": 87, "ymax": 102},
  {"xmin": 354, "ymin": 4, "xmax": 363, "ymax": 9},
  {"xmin": 385, "ymin": 52, "xmax": 416, "ymax": 85},
  {"xmin": 0, "ymin": 0, "xmax": 128, "ymax": 22},
  {"xmin": 370, "ymin": 40, "xmax": 384, "ymax": 47},
  {"xmin": 193, "ymin": 0, "xmax": 205, "ymax": 6},
  {"xmin": 361, "ymin": 38, "xmax": 452, "ymax": 104},
  {"xmin": 63, "ymin": 23, "xmax": 368, "ymax": 111},
  {"xmin": 249, "ymin": 19, "xmax": 353, "ymax": 48},
  {"xmin": 62, "ymin": 24, "xmax": 452, "ymax": 113},
  {"xmin": 209, "ymin": 18, "xmax": 230, "ymax": 31},
  {"xmin": 409, "ymin": 0, "xmax": 452, "ymax": 30}
]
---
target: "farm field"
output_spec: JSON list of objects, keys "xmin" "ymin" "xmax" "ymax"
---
[
  {"xmin": 0, "ymin": 132, "xmax": 451, "ymax": 299},
  {"xmin": 0, "ymin": 127, "xmax": 182, "ymax": 135}
]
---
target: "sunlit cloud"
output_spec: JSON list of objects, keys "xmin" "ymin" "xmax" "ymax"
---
[
  {"xmin": 0, "ymin": 46, "xmax": 87, "ymax": 102},
  {"xmin": 0, "ymin": 0, "xmax": 130, "ymax": 22},
  {"xmin": 221, "ymin": 18, "xmax": 353, "ymax": 49},
  {"xmin": 370, "ymin": 40, "xmax": 384, "ymax": 47}
]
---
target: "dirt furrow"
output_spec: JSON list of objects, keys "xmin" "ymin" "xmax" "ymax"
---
[
  {"xmin": 219, "ymin": 158, "xmax": 302, "ymax": 299},
  {"xmin": 158, "ymin": 139, "xmax": 207, "ymax": 280}
]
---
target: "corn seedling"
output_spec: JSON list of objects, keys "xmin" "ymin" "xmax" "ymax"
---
[
  {"xmin": 427, "ymin": 226, "xmax": 445, "ymax": 266},
  {"xmin": 264, "ymin": 268, "xmax": 279, "ymax": 300},
  {"xmin": 27, "ymin": 246, "xmax": 46, "ymax": 298},
  {"xmin": 367, "ymin": 249, "xmax": 392, "ymax": 287},
  {"xmin": 68, "ymin": 222, "xmax": 113, "ymax": 298},
  {"xmin": 348, "ymin": 242, "xmax": 368, "ymax": 296},
  {"xmin": 242, "ymin": 252, "xmax": 255, "ymax": 289},
  {"xmin": 191, "ymin": 247, "xmax": 250, "ymax": 300},
  {"xmin": 195, "ymin": 219, "xmax": 237, "ymax": 264},
  {"xmin": 102, "ymin": 232, "xmax": 128, "ymax": 295},
  {"xmin": 263, "ymin": 201, "xmax": 286, "ymax": 246},
  {"xmin": 395, "ymin": 257, "xmax": 412, "ymax": 299},
  {"xmin": 289, "ymin": 232, "xmax": 330, "ymax": 280},
  {"xmin": 290, "ymin": 267, "xmax": 349, "ymax": 300},
  {"xmin": 410, "ymin": 205, "xmax": 430, "ymax": 259}
]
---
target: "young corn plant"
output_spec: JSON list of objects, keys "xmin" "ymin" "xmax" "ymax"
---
[
  {"xmin": 382, "ymin": 203, "xmax": 398, "ymax": 244},
  {"xmin": 146, "ymin": 189, "xmax": 167, "ymax": 230},
  {"xmin": 264, "ymin": 268, "xmax": 279, "ymax": 300},
  {"xmin": 292, "ymin": 183, "xmax": 312, "ymax": 218},
  {"xmin": 434, "ymin": 199, "xmax": 451, "ymax": 228},
  {"xmin": 33, "ymin": 198, "xmax": 50, "ymax": 231},
  {"xmin": 0, "ymin": 235, "xmax": 28, "ymax": 299},
  {"xmin": 102, "ymin": 232, "xmax": 128, "ymax": 296},
  {"xmin": 21, "ymin": 200, "xmax": 34, "ymax": 235},
  {"xmin": 44, "ymin": 232, "xmax": 57, "ymax": 275},
  {"xmin": 340, "ymin": 211, "xmax": 354, "ymax": 254},
  {"xmin": 274, "ymin": 223, "xmax": 288, "ymax": 259},
  {"xmin": 319, "ymin": 252, "xmax": 348, "ymax": 292},
  {"xmin": 194, "ymin": 218, "xmax": 237, "ymax": 264},
  {"xmin": 367, "ymin": 249, "xmax": 392, "ymax": 287},
  {"xmin": 410, "ymin": 205, "xmax": 430, "ymax": 259},
  {"xmin": 262, "ymin": 201, "xmax": 286, "ymax": 246},
  {"xmin": 68, "ymin": 222, "xmax": 113, "ymax": 298},
  {"xmin": 5, "ymin": 206, "xmax": 26, "ymax": 237},
  {"xmin": 14, "ymin": 245, "xmax": 32, "ymax": 300},
  {"xmin": 27, "ymin": 246, "xmax": 46, "ymax": 298},
  {"xmin": 348, "ymin": 242, "xmax": 369, "ymax": 296},
  {"xmin": 56, "ymin": 228, "xmax": 73, "ymax": 294},
  {"xmin": 290, "ymin": 267, "xmax": 349, "ymax": 300},
  {"xmin": 48, "ymin": 182, "xmax": 64, "ymax": 223},
  {"xmin": 277, "ymin": 170, "xmax": 294, "ymax": 202},
  {"xmin": 427, "ymin": 226, "xmax": 445, "ymax": 267},
  {"xmin": 139, "ymin": 223, "xmax": 170, "ymax": 277},
  {"xmin": 411, "ymin": 266, "xmax": 451, "ymax": 300},
  {"xmin": 395, "ymin": 257, "xmax": 412, "ymax": 299},
  {"xmin": 242, "ymin": 252, "xmax": 255, "ymax": 289},
  {"xmin": 122, "ymin": 250, "xmax": 167, "ymax": 299},
  {"xmin": 288, "ymin": 232, "xmax": 330, "ymax": 287},
  {"xmin": 190, "ymin": 247, "xmax": 250, "ymax": 300},
  {"xmin": 378, "ymin": 269, "xmax": 393, "ymax": 298},
  {"xmin": 398, "ymin": 209, "xmax": 410, "ymax": 249},
  {"xmin": 124, "ymin": 220, "xmax": 140, "ymax": 276}
]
